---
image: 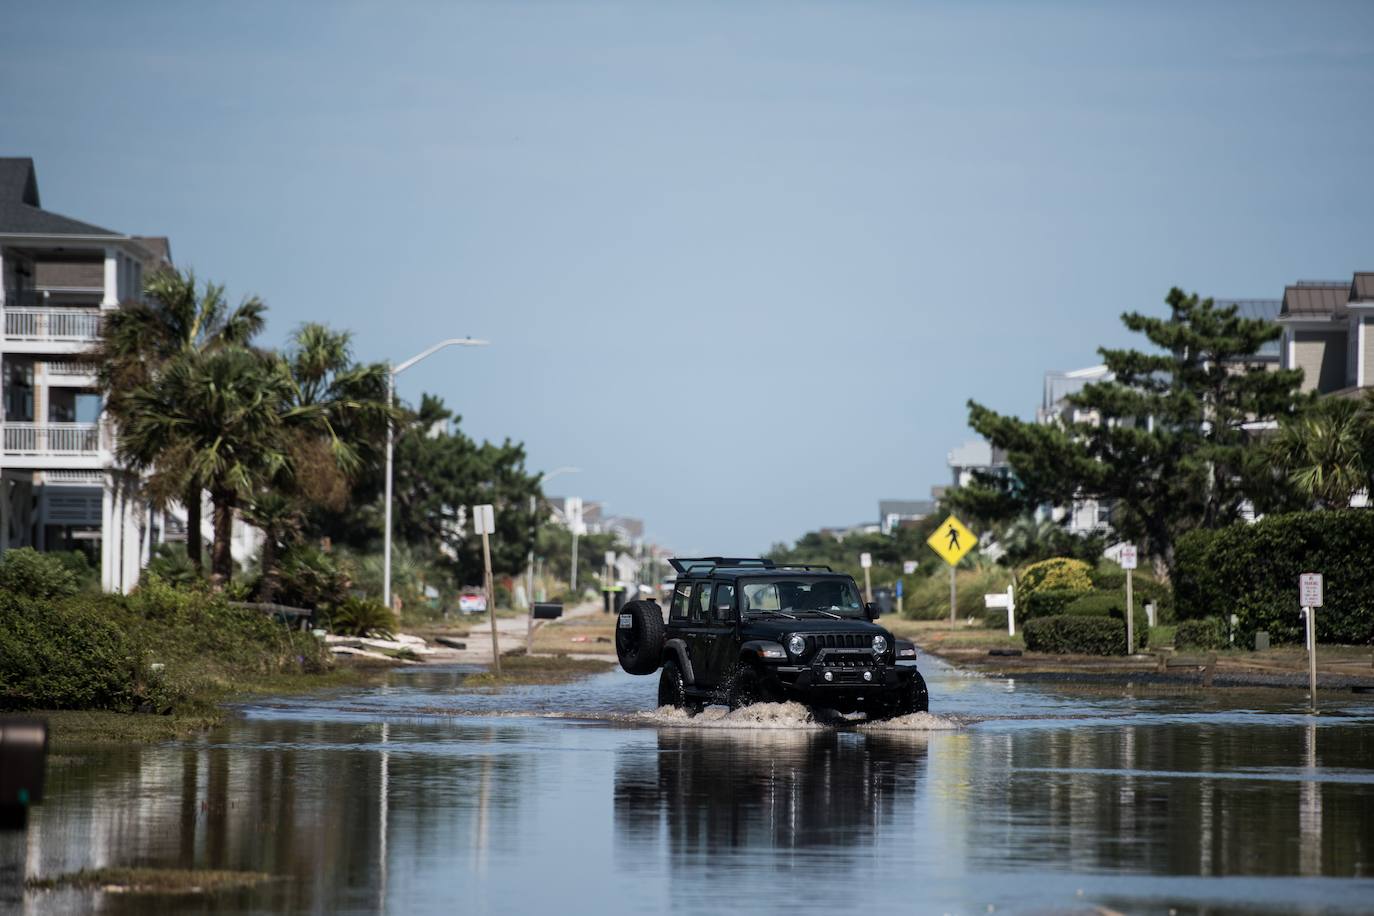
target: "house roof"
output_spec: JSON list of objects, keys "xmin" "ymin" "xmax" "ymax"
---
[
  {"xmin": 1351, "ymin": 272, "xmax": 1374, "ymax": 303},
  {"xmin": 133, "ymin": 235, "xmax": 173, "ymax": 267},
  {"xmin": 878, "ymin": 499, "xmax": 935, "ymax": 518},
  {"xmin": 1280, "ymin": 282, "xmax": 1350, "ymax": 320},
  {"xmin": 0, "ymin": 157, "xmax": 121, "ymax": 238}
]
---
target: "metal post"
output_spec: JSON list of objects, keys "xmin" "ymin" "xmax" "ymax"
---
[
  {"xmin": 1125, "ymin": 567, "xmax": 1135, "ymax": 655},
  {"xmin": 483, "ymin": 528, "xmax": 500, "ymax": 676},
  {"xmin": 570, "ymin": 527, "xmax": 579, "ymax": 594},
  {"xmin": 1007, "ymin": 584, "xmax": 1016, "ymax": 637},
  {"xmin": 526, "ymin": 494, "xmax": 536, "ymax": 654},
  {"xmin": 949, "ymin": 565, "xmax": 957, "ymax": 627},
  {"xmin": 863, "ymin": 565, "xmax": 873, "ymax": 604},
  {"xmin": 1305, "ymin": 605, "xmax": 1316, "ymax": 713},
  {"xmin": 383, "ymin": 370, "xmax": 395, "ymax": 616}
]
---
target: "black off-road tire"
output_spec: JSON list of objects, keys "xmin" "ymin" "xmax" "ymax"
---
[
  {"xmin": 615, "ymin": 599, "xmax": 664, "ymax": 676},
  {"xmin": 726, "ymin": 665, "xmax": 763, "ymax": 711},
  {"xmin": 657, "ymin": 658, "xmax": 699, "ymax": 714},
  {"xmin": 896, "ymin": 670, "xmax": 930, "ymax": 716}
]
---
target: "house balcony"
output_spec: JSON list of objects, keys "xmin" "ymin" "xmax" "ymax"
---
[
  {"xmin": 1, "ymin": 422, "xmax": 110, "ymax": 469},
  {"xmin": 3, "ymin": 305, "xmax": 104, "ymax": 352}
]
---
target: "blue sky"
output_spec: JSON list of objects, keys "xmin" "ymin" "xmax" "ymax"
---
[{"xmin": 3, "ymin": 1, "xmax": 1371, "ymax": 554}]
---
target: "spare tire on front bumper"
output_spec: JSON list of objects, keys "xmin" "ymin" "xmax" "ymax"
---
[{"xmin": 615, "ymin": 599, "xmax": 664, "ymax": 675}]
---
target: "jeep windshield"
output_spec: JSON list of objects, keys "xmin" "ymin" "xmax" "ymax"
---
[{"xmin": 741, "ymin": 578, "xmax": 865, "ymax": 618}]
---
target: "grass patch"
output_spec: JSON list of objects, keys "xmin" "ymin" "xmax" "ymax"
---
[
  {"xmin": 28, "ymin": 867, "xmax": 272, "ymax": 894},
  {"xmin": 463, "ymin": 654, "xmax": 614, "ymax": 687},
  {"xmin": 531, "ymin": 614, "xmax": 616, "ymax": 655}
]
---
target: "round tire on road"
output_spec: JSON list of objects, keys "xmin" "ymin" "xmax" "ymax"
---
[
  {"xmin": 658, "ymin": 658, "xmax": 690, "ymax": 711},
  {"xmin": 727, "ymin": 664, "xmax": 762, "ymax": 711},
  {"xmin": 899, "ymin": 670, "xmax": 929, "ymax": 716},
  {"xmin": 615, "ymin": 599, "xmax": 664, "ymax": 676}
]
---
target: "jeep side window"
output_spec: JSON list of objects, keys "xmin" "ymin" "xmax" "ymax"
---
[
  {"xmin": 670, "ymin": 581, "xmax": 691, "ymax": 621},
  {"xmin": 712, "ymin": 584, "xmax": 735, "ymax": 624},
  {"xmin": 691, "ymin": 582, "xmax": 711, "ymax": 623}
]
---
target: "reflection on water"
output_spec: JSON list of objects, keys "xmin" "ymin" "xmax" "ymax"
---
[{"xmin": 3, "ymin": 666, "xmax": 1374, "ymax": 914}]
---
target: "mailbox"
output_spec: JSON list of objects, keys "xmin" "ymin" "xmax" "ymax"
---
[{"xmin": 532, "ymin": 602, "xmax": 564, "ymax": 620}]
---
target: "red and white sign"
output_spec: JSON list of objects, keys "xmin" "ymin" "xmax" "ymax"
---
[
  {"xmin": 1119, "ymin": 545, "xmax": 1137, "ymax": 570},
  {"xmin": 1300, "ymin": 572, "xmax": 1323, "ymax": 608}
]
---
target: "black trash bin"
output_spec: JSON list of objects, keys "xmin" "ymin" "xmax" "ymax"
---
[{"xmin": 0, "ymin": 717, "xmax": 48, "ymax": 830}]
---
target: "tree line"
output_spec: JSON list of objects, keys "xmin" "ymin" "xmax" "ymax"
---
[{"xmin": 96, "ymin": 268, "xmax": 547, "ymax": 605}]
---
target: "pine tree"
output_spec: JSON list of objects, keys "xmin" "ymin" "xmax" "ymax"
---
[{"xmin": 958, "ymin": 288, "xmax": 1305, "ymax": 573}]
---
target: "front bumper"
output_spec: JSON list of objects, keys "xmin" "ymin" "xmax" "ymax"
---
[{"xmin": 762, "ymin": 655, "xmax": 919, "ymax": 711}]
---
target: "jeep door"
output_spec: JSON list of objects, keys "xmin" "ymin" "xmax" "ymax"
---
[
  {"xmin": 682, "ymin": 581, "xmax": 716, "ymax": 686},
  {"xmin": 703, "ymin": 582, "xmax": 740, "ymax": 687}
]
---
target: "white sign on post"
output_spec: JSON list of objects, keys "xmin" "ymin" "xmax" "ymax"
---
[
  {"xmin": 902, "ymin": 560, "xmax": 917, "ymax": 575},
  {"xmin": 473, "ymin": 504, "xmax": 495, "ymax": 535},
  {"xmin": 605, "ymin": 551, "xmax": 617, "ymax": 569},
  {"xmin": 1300, "ymin": 573, "xmax": 1323, "ymax": 608},
  {"xmin": 859, "ymin": 553, "xmax": 872, "ymax": 569},
  {"xmin": 1119, "ymin": 545, "xmax": 1137, "ymax": 570}
]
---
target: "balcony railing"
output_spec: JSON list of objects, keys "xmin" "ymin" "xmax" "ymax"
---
[
  {"xmin": 3, "ymin": 308, "xmax": 104, "ymax": 342},
  {"xmin": 45, "ymin": 360, "xmax": 98, "ymax": 377},
  {"xmin": 2, "ymin": 422, "xmax": 104, "ymax": 456}
]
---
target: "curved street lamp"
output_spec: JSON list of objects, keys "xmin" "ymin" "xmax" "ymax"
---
[{"xmin": 384, "ymin": 337, "xmax": 489, "ymax": 610}]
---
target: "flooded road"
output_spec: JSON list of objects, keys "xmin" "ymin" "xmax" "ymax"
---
[{"xmin": 5, "ymin": 660, "xmax": 1374, "ymax": 915}]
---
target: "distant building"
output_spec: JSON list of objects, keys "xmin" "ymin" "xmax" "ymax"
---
[
  {"xmin": 1278, "ymin": 274, "xmax": 1374, "ymax": 395},
  {"xmin": 877, "ymin": 499, "xmax": 934, "ymax": 535},
  {"xmin": 1038, "ymin": 365, "xmax": 1111, "ymax": 427},
  {"xmin": 946, "ymin": 439, "xmax": 1010, "ymax": 489}
]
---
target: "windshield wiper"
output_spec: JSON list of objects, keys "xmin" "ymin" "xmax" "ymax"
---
[{"xmin": 751, "ymin": 610, "xmax": 796, "ymax": 620}]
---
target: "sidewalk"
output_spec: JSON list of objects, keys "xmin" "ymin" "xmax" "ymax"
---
[{"xmin": 424, "ymin": 599, "xmax": 604, "ymax": 665}]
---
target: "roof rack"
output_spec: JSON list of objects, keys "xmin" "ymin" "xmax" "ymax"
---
[{"xmin": 666, "ymin": 557, "xmax": 834, "ymax": 575}]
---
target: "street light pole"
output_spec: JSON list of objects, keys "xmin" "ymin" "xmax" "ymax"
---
[{"xmin": 384, "ymin": 337, "xmax": 489, "ymax": 612}]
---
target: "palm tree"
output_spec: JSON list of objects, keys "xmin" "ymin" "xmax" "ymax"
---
[
  {"xmin": 241, "ymin": 490, "xmax": 305, "ymax": 603},
  {"xmin": 1273, "ymin": 397, "xmax": 1372, "ymax": 510},
  {"xmin": 95, "ymin": 268, "xmax": 265, "ymax": 572},
  {"xmin": 120, "ymin": 346, "xmax": 290, "ymax": 585},
  {"xmin": 270, "ymin": 324, "xmax": 392, "ymax": 529}
]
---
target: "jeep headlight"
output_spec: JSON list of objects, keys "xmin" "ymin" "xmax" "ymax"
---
[
  {"xmin": 786, "ymin": 634, "xmax": 807, "ymax": 657},
  {"xmin": 871, "ymin": 635, "xmax": 887, "ymax": 655}
]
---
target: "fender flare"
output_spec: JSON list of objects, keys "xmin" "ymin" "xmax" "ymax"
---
[{"xmin": 663, "ymin": 638, "xmax": 695, "ymax": 685}]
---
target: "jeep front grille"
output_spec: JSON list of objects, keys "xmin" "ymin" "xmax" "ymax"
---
[{"xmin": 804, "ymin": 633, "xmax": 869, "ymax": 654}]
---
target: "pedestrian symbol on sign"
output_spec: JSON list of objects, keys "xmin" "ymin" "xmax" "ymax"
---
[
  {"xmin": 946, "ymin": 525, "xmax": 961, "ymax": 552},
  {"xmin": 926, "ymin": 514, "xmax": 976, "ymax": 567}
]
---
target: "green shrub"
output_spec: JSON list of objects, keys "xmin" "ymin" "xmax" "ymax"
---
[
  {"xmin": 276, "ymin": 546, "xmax": 351, "ymax": 610},
  {"xmin": 145, "ymin": 544, "xmax": 204, "ymax": 588},
  {"xmin": 1023, "ymin": 615, "xmax": 1126, "ymax": 656},
  {"xmin": 1024, "ymin": 588, "xmax": 1084, "ymax": 620},
  {"xmin": 321, "ymin": 596, "xmax": 394, "ymax": 637},
  {"xmin": 1089, "ymin": 561, "xmax": 1125, "ymax": 591},
  {"xmin": 1174, "ymin": 511, "xmax": 1374, "ymax": 645},
  {"xmin": 0, "ymin": 591, "xmax": 143, "ymax": 710},
  {"xmin": 1018, "ymin": 557, "xmax": 1094, "ymax": 598},
  {"xmin": 901, "ymin": 565, "xmax": 1012, "ymax": 622},
  {"xmin": 1174, "ymin": 617, "xmax": 1227, "ymax": 650},
  {"xmin": 1063, "ymin": 591, "xmax": 1148, "ymax": 651},
  {"xmin": 0, "ymin": 547, "xmax": 79, "ymax": 599}
]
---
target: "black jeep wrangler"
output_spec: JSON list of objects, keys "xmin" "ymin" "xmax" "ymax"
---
[{"xmin": 615, "ymin": 557, "xmax": 928, "ymax": 718}]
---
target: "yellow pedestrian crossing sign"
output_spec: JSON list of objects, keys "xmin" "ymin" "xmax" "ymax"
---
[{"xmin": 927, "ymin": 514, "xmax": 976, "ymax": 566}]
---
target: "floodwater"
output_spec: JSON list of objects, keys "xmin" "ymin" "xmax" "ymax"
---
[{"xmin": 4, "ymin": 659, "xmax": 1374, "ymax": 915}]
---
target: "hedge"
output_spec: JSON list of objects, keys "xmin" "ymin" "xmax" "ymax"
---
[
  {"xmin": 1174, "ymin": 618, "xmax": 1226, "ymax": 650},
  {"xmin": 1063, "ymin": 592, "xmax": 1148, "ymax": 651},
  {"xmin": 1174, "ymin": 510, "xmax": 1374, "ymax": 646},
  {"xmin": 1023, "ymin": 615, "xmax": 1126, "ymax": 656},
  {"xmin": 1024, "ymin": 588, "xmax": 1084, "ymax": 621}
]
